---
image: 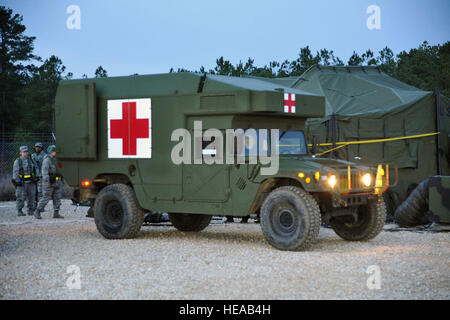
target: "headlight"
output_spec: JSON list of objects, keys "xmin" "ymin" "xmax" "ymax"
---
[
  {"xmin": 362, "ymin": 173, "xmax": 372, "ymax": 187},
  {"xmin": 328, "ymin": 175, "xmax": 337, "ymax": 188}
]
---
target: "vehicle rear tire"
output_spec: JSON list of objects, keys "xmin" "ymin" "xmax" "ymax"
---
[
  {"xmin": 94, "ymin": 184, "xmax": 144, "ymax": 239},
  {"xmin": 260, "ymin": 186, "xmax": 321, "ymax": 251},
  {"xmin": 168, "ymin": 213, "xmax": 212, "ymax": 232},
  {"xmin": 330, "ymin": 199, "xmax": 386, "ymax": 241}
]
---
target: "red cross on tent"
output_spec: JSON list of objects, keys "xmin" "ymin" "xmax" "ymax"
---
[
  {"xmin": 110, "ymin": 101, "xmax": 149, "ymax": 156},
  {"xmin": 284, "ymin": 93, "xmax": 296, "ymax": 113}
]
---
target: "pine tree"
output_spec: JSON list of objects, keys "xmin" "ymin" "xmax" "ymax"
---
[{"xmin": 0, "ymin": 6, "xmax": 40, "ymax": 134}]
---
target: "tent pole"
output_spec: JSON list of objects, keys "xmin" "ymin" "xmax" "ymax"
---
[{"xmin": 434, "ymin": 87, "xmax": 442, "ymax": 175}]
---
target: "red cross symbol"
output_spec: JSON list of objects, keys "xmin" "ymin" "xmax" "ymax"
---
[
  {"xmin": 110, "ymin": 102, "xmax": 149, "ymax": 155},
  {"xmin": 284, "ymin": 93, "xmax": 296, "ymax": 113}
]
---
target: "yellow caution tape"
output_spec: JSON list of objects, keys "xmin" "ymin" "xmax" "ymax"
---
[
  {"xmin": 314, "ymin": 144, "xmax": 348, "ymax": 157},
  {"xmin": 310, "ymin": 132, "xmax": 440, "ymax": 157}
]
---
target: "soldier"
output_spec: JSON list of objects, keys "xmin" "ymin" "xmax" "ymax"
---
[
  {"xmin": 12, "ymin": 146, "xmax": 39, "ymax": 216},
  {"xmin": 31, "ymin": 142, "xmax": 47, "ymax": 203},
  {"xmin": 34, "ymin": 145, "xmax": 63, "ymax": 219}
]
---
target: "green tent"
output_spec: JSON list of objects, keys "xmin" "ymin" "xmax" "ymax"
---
[{"xmin": 263, "ymin": 65, "xmax": 450, "ymax": 213}]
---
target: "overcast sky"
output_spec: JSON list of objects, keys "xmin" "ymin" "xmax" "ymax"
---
[{"xmin": 3, "ymin": 0, "xmax": 449, "ymax": 78}]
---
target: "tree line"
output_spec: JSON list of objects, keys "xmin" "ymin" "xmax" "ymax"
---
[
  {"xmin": 0, "ymin": 6, "xmax": 108, "ymax": 140},
  {"xmin": 171, "ymin": 42, "xmax": 449, "ymax": 98},
  {"xmin": 1, "ymin": 5, "xmax": 449, "ymax": 138}
]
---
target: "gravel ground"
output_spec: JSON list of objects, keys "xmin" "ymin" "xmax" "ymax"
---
[{"xmin": 0, "ymin": 200, "xmax": 449, "ymax": 300}]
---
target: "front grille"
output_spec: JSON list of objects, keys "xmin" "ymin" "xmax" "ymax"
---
[
  {"xmin": 337, "ymin": 170, "xmax": 370, "ymax": 192},
  {"xmin": 342, "ymin": 193, "xmax": 368, "ymax": 206},
  {"xmin": 351, "ymin": 172, "xmax": 363, "ymax": 189}
]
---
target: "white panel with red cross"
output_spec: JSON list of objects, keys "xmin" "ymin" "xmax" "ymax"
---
[
  {"xmin": 284, "ymin": 93, "xmax": 296, "ymax": 113},
  {"xmin": 107, "ymin": 98, "xmax": 152, "ymax": 158}
]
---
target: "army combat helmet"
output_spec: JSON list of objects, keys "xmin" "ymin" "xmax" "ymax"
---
[
  {"xmin": 35, "ymin": 142, "xmax": 44, "ymax": 148},
  {"xmin": 19, "ymin": 146, "xmax": 28, "ymax": 152},
  {"xmin": 47, "ymin": 145, "xmax": 56, "ymax": 153}
]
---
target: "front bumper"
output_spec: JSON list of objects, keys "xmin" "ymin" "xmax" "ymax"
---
[{"xmin": 294, "ymin": 164, "xmax": 390, "ymax": 195}]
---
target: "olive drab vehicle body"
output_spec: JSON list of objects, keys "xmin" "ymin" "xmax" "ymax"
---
[{"xmin": 55, "ymin": 72, "xmax": 388, "ymax": 250}]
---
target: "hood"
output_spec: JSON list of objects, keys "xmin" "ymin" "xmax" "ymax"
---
[{"xmin": 278, "ymin": 156, "xmax": 364, "ymax": 171}]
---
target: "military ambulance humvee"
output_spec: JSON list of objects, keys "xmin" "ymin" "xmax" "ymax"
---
[{"xmin": 55, "ymin": 73, "xmax": 387, "ymax": 251}]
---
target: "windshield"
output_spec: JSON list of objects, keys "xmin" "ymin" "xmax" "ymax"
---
[
  {"xmin": 278, "ymin": 130, "xmax": 308, "ymax": 155},
  {"xmin": 236, "ymin": 129, "xmax": 308, "ymax": 156}
]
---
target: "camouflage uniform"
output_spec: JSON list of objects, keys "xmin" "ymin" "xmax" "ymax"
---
[
  {"xmin": 13, "ymin": 146, "xmax": 39, "ymax": 216},
  {"xmin": 31, "ymin": 142, "xmax": 47, "ymax": 202},
  {"xmin": 35, "ymin": 145, "xmax": 63, "ymax": 219}
]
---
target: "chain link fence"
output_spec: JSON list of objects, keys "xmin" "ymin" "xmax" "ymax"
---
[{"xmin": 0, "ymin": 133, "xmax": 56, "ymax": 201}]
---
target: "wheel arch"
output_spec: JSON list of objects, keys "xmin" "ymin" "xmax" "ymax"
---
[
  {"xmin": 76, "ymin": 173, "xmax": 137, "ymax": 206},
  {"xmin": 92, "ymin": 173, "xmax": 133, "ymax": 192},
  {"xmin": 248, "ymin": 177, "xmax": 305, "ymax": 215}
]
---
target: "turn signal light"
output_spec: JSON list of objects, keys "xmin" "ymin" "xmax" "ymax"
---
[{"xmin": 81, "ymin": 180, "xmax": 91, "ymax": 187}]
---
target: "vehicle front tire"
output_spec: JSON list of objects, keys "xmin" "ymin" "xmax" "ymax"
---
[
  {"xmin": 94, "ymin": 184, "xmax": 144, "ymax": 239},
  {"xmin": 260, "ymin": 186, "xmax": 321, "ymax": 251},
  {"xmin": 168, "ymin": 213, "xmax": 212, "ymax": 232},
  {"xmin": 330, "ymin": 199, "xmax": 386, "ymax": 241}
]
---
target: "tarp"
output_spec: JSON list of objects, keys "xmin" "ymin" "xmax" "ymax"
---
[{"xmin": 262, "ymin": 65, "xmax": 450, "ymax": 213}]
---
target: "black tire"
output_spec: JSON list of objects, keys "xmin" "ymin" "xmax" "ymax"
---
[
  {"xmin": 260, "ymin": 186, "xmax": 321, "ymax": 251},
  {"xmin": 331, "ymin": 199, "xmax": 386, "ymax": 241},
  {"xmin": 394, "ymin": 179, "xmax": 430, "ymax": 227},
  {"xmin": 94, "ymin": 184, "xmax": 144, "ymax": 239},
  {"xmin": 168, "ymin": 213, "xmax": 212, "ymax": 232}
]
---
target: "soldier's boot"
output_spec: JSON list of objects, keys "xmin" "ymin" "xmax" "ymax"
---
[
  {"xmin": 225, "ymin": 216, "xmax": 234, "ymax": 223},
  {"xmin": 241, "ymin": 216, "xmax": 249, "ymax": 223},
  {"xmin": 53, "ymin": 210, "xmax": 64, "ymax": 219},
  {"xmin": 27, "ymin": 209, "xmax": 34, "ymax": 216},
  {"xmin": 17, "ymin": 210, "xmax": 25, "ymax": 217},
  {"xmin": 33, "ymin": 209, "xmax": 42, "ymax": 220}
]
